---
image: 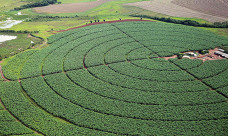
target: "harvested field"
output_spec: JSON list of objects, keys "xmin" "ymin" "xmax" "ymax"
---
[
  {"xmin": 126, "ymin": 0, "xmax": 228, "ymax": 22},
  {"xmin": 172, "ymin": 0, "xmax": 228, "ymax": 18},
  {"xmin": 34, "ymin": 0, "xmax": 113, "ymax": 13}
]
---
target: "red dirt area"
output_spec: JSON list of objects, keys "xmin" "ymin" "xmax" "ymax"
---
[
  {"xmin": 159, "ymin": 55, "xmax": 177, "ymax": 60},
  {"xmin": 190, "ymin": 48, "xmax": 225, "ymax": 62},
  {"xmin": 34, "ymin": 0, "xmax": 113, "ymax": 14},
  {"xmin": 56, "ymin": 19, "xmax": 154, "ymax": 32},
  {"xmin": 160, "ymin": 48, "xmax": 226, "ymax": 61},
  {"xmin": 172, "ymin": 0, "xmax": 228, "ymax": 19}
]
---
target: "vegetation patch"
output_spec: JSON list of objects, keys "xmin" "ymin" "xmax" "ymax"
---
[{"xmin": 1, "ymin": 21, "xmax": 228, "ymax": 135}]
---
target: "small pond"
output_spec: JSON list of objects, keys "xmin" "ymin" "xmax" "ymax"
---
[{"xmin": 0, "ymin": 35, "xmax": 17, "ymax": 44}]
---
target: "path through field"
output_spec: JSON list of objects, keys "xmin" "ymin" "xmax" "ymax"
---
[
  {"xmin": 34, "ymin": 0, "xmax": 113, "ymax": 13},
  {"xmin": 126, "ymin": 0, "xmax": 228, "ymax": 22}
]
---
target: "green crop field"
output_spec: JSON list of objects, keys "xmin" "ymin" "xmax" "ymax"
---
[{"xmin": 0, "ymin": 21, "xmax": 228, "ymax": 135}]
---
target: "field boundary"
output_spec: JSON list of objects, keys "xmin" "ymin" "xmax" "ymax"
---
[{"xmin": 56, "ymin": 19, "xmax": 155, "ymax": 32}]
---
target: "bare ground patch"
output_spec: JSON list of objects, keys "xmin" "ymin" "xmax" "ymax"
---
[
  {"xmin": 161, "ymin": 48, "xmax": 226, "ymax": 62},
  {"xmin": 34, "ymin": 0, "xmax": 113, "ymax": 14},
  {"xmin": 125, "ymin": 0, "xmax": 228, "ymax": 22},
  {"xmin": 172, "ymin": 0, "xmax": 228, "ymax": 18}
]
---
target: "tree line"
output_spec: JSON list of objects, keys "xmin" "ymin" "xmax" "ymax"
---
[
  {"xmin": 0, "ymin": 30, "xmax": 39, "ymax": 33},
  {"xmin": 130, "ymin": 15, "xmax": 228, "ymax": 28},
  {"xmin": 14, "ymin": 0, "xmax": 59, "ymax": 10}
]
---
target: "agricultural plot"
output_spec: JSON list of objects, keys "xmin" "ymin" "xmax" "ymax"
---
[
  {"xmin": 0, "ymin": 21, "xmax": 228, "ymax": 135},
  {"xmin": 33, "ymin": 0, "xmax": 114, "ymax": 14},
  {"xmin": 126, "ymin": 0, "xmax": 228, "ymax": 22}
]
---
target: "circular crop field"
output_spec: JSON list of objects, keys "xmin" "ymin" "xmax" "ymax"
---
[{"xmin": 1, "ymin": 21, "xmax": 228, "ymax": 135}]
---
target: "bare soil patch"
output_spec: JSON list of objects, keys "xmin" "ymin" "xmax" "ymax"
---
[
  {"xmin": 125, "ymin": 0, "xmax": 228, "ymax": 22},
  {"xmin": 172, "ymin": 0, "xmax": 228, "ymax": 18},
  {"xmin": 161, "ymin": 48, "xmax": 226, "ymax": 61},
  {"xmin": 34, "ymin": 0, "xmax": 113, "ymax": 14},
  {"xmin": 190, "ymin": 48, "xmax": 225, "ymax": 62},
  {"xmin": 56, "ymin": 19, "xmax": 154, "ymax": 32}
]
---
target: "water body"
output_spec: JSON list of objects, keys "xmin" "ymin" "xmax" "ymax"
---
[
  {"xmin": 0, "ymin": 35, "xmax": 17, "ymax": 44},
  {"xmin": 0, "ymin": 20, "xmax": 23, "ymax": 29}
]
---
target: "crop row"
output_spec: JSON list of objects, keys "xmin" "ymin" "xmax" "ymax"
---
[
  {"xmin": 0, "ymin": 81, "xmax": 115, "ymax": 136},
  {"xmin": 1, "ymin": 81, "xmax": 227, "ymax": 135},
  {"xmin": 65, "ymin": 69, "xmax": 226, "ymax": 105},
  {"xmin": 20, "ymin": 26, "xmax": 120, "ymax": 78},
  {"xmin": 187, "ymin": 60, "xmax": 228, "ymax": 79},
  {"xmin": 169, "ymin": 59, "xmax": 203, "ymax": 70},
  {"xmin": 20, "ymin": 76, "xmax": 228, "ymax": 135},
  {"xmin": 43, "ymin": 32, "xmax": 129, "ymax": 75},
  {"xmin": 0, "ymin": 100, "xmax": 36, "ymax": 135},
  {"xmin": 131, "ymin": 58, "xmax": 180, "ymax": 71},
  {"xmin": 107, "ymin": 62, "xmax": 194, "ymax": 81},
  {"xmin": 217, "ymin": 86, "xmax": 228, "ymax": 98},
  {"xmin": 2, "ymin": 50, "xmax": 38, "ymax": 80},
  {"xmin": 87, "ymin": 65, "xmax": 209, "ymax": 92},
  {"xmin": 48, "ymin": 23, "xmax": 115, "ymax": 44},
  {"xmin": 113, "ymin": 22, "xmax": 228, "ymax": 40},
  {"xmin": 203, "ymin": 69, "xmax": 228, "ymax": 89}
]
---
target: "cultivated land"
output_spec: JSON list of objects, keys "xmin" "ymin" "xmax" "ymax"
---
[
  {"xmin": 34, "ymin": 0, "xmax": 114, "ymax": 13},
  {"xmin": 126, "ymin": 0, "xmax": 228, "ymax": 22},
  {"xmin": 0, "ymin": 21, "xmax": 228, "ymax": 135},
  {"xmin": 1, "ymin": 0, "xmax": 228, "ymax": 135}
]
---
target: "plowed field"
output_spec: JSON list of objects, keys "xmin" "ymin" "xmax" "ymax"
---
[{"xmin": 126, "ymin": 0, "xmax": 228, "ymax": 22}]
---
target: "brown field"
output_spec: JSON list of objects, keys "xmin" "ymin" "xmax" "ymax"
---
[
  {"xmin": 172, "ymin": 0, "xmax": 228, "ymax": 18},
  {"xmin": 125, "ymin": 0, "xmax": 228, "ymax": 22},
  {"xmin": 34, "ymin": 0, "xmax": 113, "ymax": 13}
]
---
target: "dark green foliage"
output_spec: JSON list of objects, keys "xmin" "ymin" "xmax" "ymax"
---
[
  {"xmin": 130, "ymin": 15, "xmax": 228, "ymax": 28},
  {"xmin": 0, "ymin": 111, "xmax": 15, "ymax": 121},
  {"xmin": 177, "ymin": 53, "xmax": 184, "ymax": 59},
  {"xmin": 0, "ymin": 121, "xmax": 34, "ymax": 135},
  {"xmin": 217, "ymin": 86, "xmax": 228, "ymax": 97},
  {"xmin": 188, "ymin": 60, "xmax": 228, "ymax": 79},
  {"xmin": 14, "ymin": 0, "xmax": 58, "ymax": 10},
  {"xmin": 169, "ymin": 58, "xmax": 203, "ymax": 70},
  {"xmin": 202, "ymin": 70, "xmax": 228, "ymax": 89},
  {"xmin": 199, "ymin": 50, "xmax": 209, "ymax": 54}
]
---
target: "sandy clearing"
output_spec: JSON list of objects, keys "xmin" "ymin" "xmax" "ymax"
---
[
  {"xmin": 125, "ymin": 0, "xmax": 228, "ymax": 22},
  {"xmin": 34, "ymin": 0, "xmax": 113, "ymax": 14}
]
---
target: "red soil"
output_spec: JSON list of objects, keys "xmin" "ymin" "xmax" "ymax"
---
[
  {"xmin": 56, "ymin": 19, "xmax": 154, "ymax": 32},
  {"xmin": 160, "ymin": 55, "xmax": 177, "ymax": 60},
  {"xmin": 190, "ymin": 48, "xmax": 225, "ymax": 62},
  {"xmin": 160, "ymin": 48, "xmax": 226, "ymax": 61}
]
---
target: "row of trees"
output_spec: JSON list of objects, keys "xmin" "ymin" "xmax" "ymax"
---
[
  {"xmin": 130, "ymin": 15, "xmax": 228, "ymax": 28},
  {"xmin": 0, "ymin": 30, "xmax": 39, "ymax": 33},
  {"xmin": 14, "ymin": 0, "xmax": 58, "ymax": 10}
]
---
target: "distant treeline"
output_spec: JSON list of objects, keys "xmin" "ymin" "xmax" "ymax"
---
[
  {"xmin": 0, "ymin": 30, "xmax": 39, "ymax": 33},
  {"xmin": 130, "ymin": 15, "xmax": 228, "ymax": 28},
  {"xmin": 14, "ymin": 0, "xmax": 59, "ymax": 10},
  {"xmin": 26, "ymin": 15, "xmax": 79, "ymax": 22}
]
